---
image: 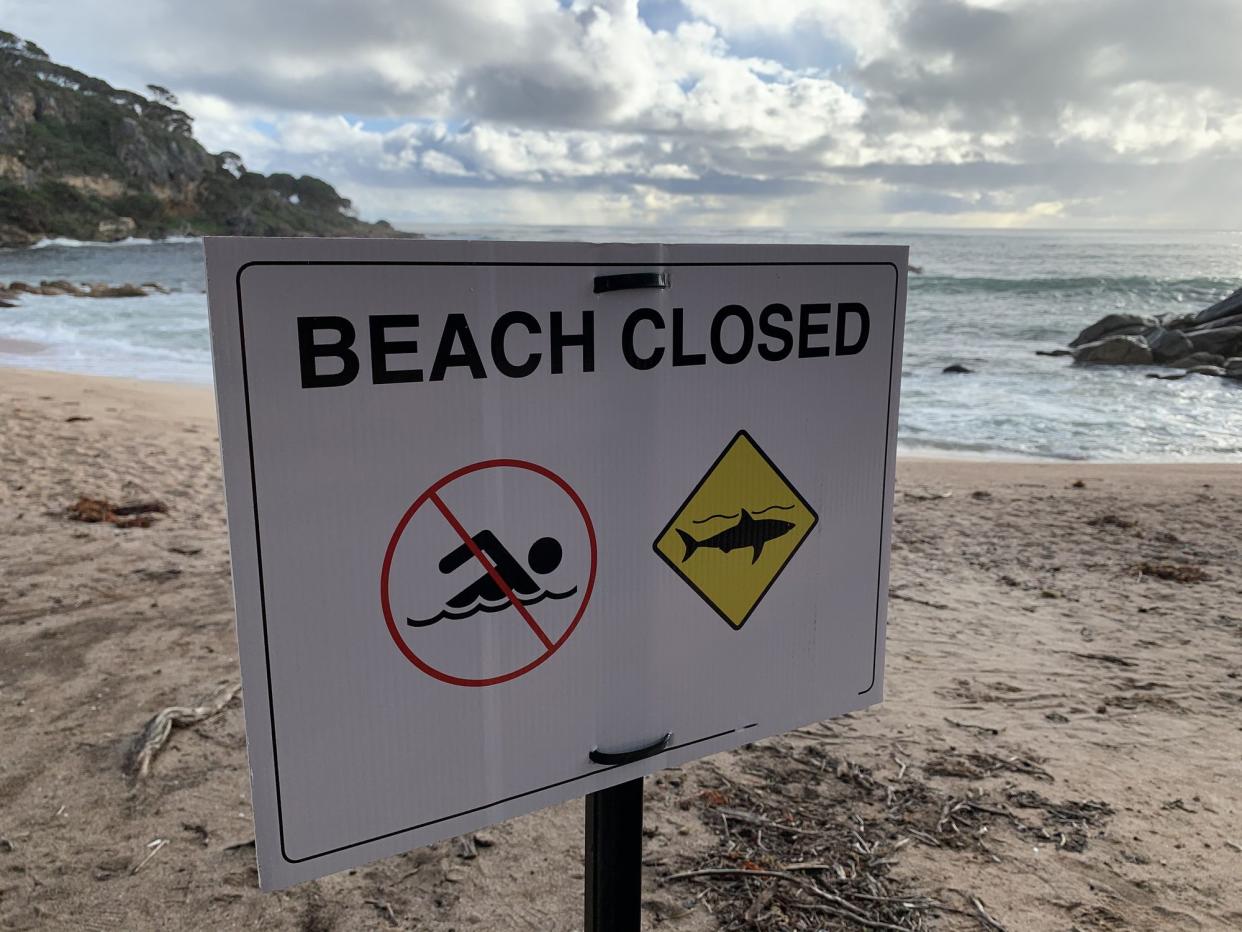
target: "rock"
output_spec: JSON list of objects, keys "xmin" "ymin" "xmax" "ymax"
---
[
  {"xmin": 1186, "ymin": 326, "xmax": 1242, "ymax": 357},
  {"xmin": 1193, "ymin": 285, "xmax": 1242, "ymax": 326},
  {"xmin": 37, "ymin": 279, "xmax": 84, "ymax": 296},
  {"xmin": 1185, "ymin": 365, "xmax": 1226, "ymax": 377},
  {"xmin": 942, "ymin": 363, "xmax": 974, "ymax": 374},
  {"xmin": 7, "ymin": 281, "xmax": 32, "ymax": 293},
  {"xmin": 1168, "ymin": 352, "xmax": 1225, "ymax": 369},
  {"xmin": 0, "ymin": 224, "xmax": 41, "ymax": 248},
  {"xmin": 1036, "ymin": 349, "xmax": 1073, "ymax": 357},
  {"xmin": 0, "ymin": 297, "xmax": 17, "ymax": 308},
  {"xmin": 95, "ymin": 216, "xmax": 137, "ymax": 241},
  {"xmin": 1197, "ymin": 311, "xmax": 1242, "ymax": 331},
  {"xmin": 1162, "ymin": 312, "xmax": 1200, "ymax": 330},
  {"xmin": 1146, "ymin": 328, "xmax": 1194, "ymax": 364},
  {"xmin": 1223, "ymin": 358, "xmax": 1242, "ymax": 379},
  {"xmin": 1072, "ymin": 335, "xmax": 1153, "ymax": 365},
  {"xmin": 87, "ymin": 282, "xmax": 148, "ymax": 298},
  {"xmin": 140, "ymin": 281, "xmax": 170, "ymax": 294},
  {"xmin": 1070, "ymin": 313, "xmax": 1158, "ymax": 347}
]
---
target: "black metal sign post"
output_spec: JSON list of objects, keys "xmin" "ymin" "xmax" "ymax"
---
[
  {"xmin": 584, "ymin": 778, "xmax": 644, "ymax": 932},
  {"xmin": 584, "ymin": 733, "xmax": 672, "ymax": 931}
]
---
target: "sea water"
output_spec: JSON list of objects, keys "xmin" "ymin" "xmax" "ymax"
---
[{"xmin": 0, "ymin": 227, "xmax": 1239, "ymax": 461}]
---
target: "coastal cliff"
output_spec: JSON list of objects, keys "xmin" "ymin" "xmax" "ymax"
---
[{"xmin": 0, "ymin": 32, "xmax": 404, "ymax": 246}]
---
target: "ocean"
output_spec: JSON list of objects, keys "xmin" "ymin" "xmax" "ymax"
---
[{"xmin": 1, "ymin": 227, "xmax": 1239, "ymax": 461}]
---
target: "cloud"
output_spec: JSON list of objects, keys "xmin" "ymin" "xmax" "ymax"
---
[{"xmin": 4, "ymin": 0, "xmax": 1239, "ymax": 227}]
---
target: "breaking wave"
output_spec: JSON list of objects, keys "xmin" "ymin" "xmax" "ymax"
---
[{"xmin": 27, "ymin": 235, "xmax": 200, "ymax": 249}]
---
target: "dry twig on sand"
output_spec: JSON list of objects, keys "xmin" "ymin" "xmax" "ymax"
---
[{"xmin": 129, "ymin": 682, "xmax": 241, "ymax": 779}]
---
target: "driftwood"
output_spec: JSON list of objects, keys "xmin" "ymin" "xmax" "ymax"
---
[{"xmin": 129, "ymin": 682, "xmax": 240, "ymax": 778}]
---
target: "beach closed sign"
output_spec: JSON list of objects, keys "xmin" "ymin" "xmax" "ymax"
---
[{"xmin": 205, "ymin": 237, "xmax": 908, "ymax": 889}]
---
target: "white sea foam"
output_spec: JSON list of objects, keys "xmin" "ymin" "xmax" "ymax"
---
[
  {"xmin": 1, "ymin": 227, "xmax": 1240, "ymax": 459},
  {"xmin": 27, "ymin": 235, "xmax": 200, "ymax": 249}
]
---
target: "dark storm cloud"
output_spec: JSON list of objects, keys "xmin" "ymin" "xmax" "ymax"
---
[{"xmin": 858, "ymin": 0, "xmax": 1242, "ymax": 132}]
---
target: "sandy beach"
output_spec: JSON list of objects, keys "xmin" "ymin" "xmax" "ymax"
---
[{"xmin": 1, "ymin": 366, "xmax": 1239, "ymax": 931}]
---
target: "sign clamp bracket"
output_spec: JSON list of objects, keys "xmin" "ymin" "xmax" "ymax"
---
[
  {"xmin": 592, "ymin": 271, "xmax": 669, "ymax": 293},
  {"xmin": 588, "ymin": 732, "xmax": 672, "ymax": 766}
]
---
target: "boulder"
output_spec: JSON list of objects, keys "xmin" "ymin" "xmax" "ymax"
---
[
  {"xmin": 0, "ymin": 224, "xmax": 41, "ymax": 248},
  {"xmin": 1186, "ymin": 326, "xmax": 1242, "ymax": 357},
  {"xmin": 1224, "ymin": 357, "xmax": 1242, "ymax": 379},
  {"xmin": 1146, "ymin": 328, "xmax": 1194, "ymax": 364},
  {"xmin": 1162, "ymin": 312, "xmax": 1200, "ymax": 330},
  {"xmin": 37, "ymin": 279, "xmax": 85, "ymax": 297},
  {"xmin": 1073, "ymin": 335, "xmax": 1153, "ymax": 365},
  {"xmin": 942, "ymin": 364, "xmax": 974, "ymax": 374},
  {"xmin": 1193, "ymin": 286, "xmax": 1242, "ymax": 326},
  {"xmin": 87, "ymin": 282, "xmax": 147, "ymax": 298},
  {"xmin": 1185, "ymin": 365, "xmax": 1226, "ymax": 377},
  {"xmin": 95, "ymin": 216, "xmax": 137, "ymax": 241},
  {"xmin": 1168, "ymin": 352, "xmax": 1225, "ymax": 369},
  {"xmin": 1035, "ymin": 349, "xmax": 1073, "ymax": 357},
  {"xmin": 1197, "ymin": 311, "xmax": 1242, "ymax": 331},
  {"xmin": 1070, "ymin": 313, "xmax": 1158, "ymax": 348}
]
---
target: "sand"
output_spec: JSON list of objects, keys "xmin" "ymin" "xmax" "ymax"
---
[{"xmin": 1, "ymin": 366, "xmax": 1239, "ymax": 931}]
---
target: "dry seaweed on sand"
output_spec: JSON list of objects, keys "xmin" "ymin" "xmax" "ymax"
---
[
  {"xmin": 666, "ymin": 757, "xmax": 996, "ymax": 930},
  {"xmin": 66, "ymin": 496, "xmax": 168, "ymax": 528},
  {"xmin": 665, "ymin": 739, "xmax": 1117, "ymax": 929},
  {"xmin": 1133, "ymin": 561, "xmax": 1210, "ymax": 583},
  {"xmin": 665, "ymin": 795, "xmax": 940, "ymax": 929}
]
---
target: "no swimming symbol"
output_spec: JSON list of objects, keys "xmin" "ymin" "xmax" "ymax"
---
[{"xmin": 380, "ymin": 460, "xmax": 597, "ymax": 687}]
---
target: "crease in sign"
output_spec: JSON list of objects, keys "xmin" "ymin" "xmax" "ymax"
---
[{"xmin": 380, "ymin": 458, "xmax": 597, "ymax": 688}]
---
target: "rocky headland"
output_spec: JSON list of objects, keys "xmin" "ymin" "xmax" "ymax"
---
[
  {"xmin": 1061, "ymin": 285, "xmax": 1242, "ymax": 382},
  {"xmin": 0, "ymin": 32, "xmax": 409, "ymax": 247}
]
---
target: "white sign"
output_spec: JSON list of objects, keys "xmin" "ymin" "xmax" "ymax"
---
[{"xmin": 205, "ymin": 237, "xmax": 908, "ymax": 889}]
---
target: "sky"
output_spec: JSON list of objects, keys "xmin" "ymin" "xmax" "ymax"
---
[{"xmin": 4, "ymin": 0, "xmax": 1241, "ymax": 230}]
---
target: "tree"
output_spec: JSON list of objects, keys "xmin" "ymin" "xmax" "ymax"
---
[
  {"xmin": 217, "ymin": 151, "xmax": 245, "ymax": 177},
  {"xmin": 294, "ymin": 175, "xmax": 350, "ymax": 212},
  {"xmin": 146, "ymin": 84, "xmax": 179, "ymax": 107}
]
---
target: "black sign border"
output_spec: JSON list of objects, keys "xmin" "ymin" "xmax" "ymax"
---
[{"xmin": 234, "ymin": 258, "xmax": 900, "ymax": 865}]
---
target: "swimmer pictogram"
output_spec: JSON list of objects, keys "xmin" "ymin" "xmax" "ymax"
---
[
  {"xmin": 381, "ymin": 459, "xmax": 596, "ymax": 687},
  {"xmin": 407, "ymin": 532, "xmax": 579, "ymax": 626}
]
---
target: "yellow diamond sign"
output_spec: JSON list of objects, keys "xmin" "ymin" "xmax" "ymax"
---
[{"xmin": 653, "ymin": 431, "xmax": 818, "ymax": 630}]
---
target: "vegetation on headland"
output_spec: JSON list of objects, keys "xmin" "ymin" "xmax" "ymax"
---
[{"xmin": 0, "ymin": 32, "xmax": 408, "ymax": 247}]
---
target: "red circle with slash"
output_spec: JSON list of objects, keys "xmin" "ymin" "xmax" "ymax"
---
[{"xmin": 380, "ymin": 459, "xmax": 596, "ymax": 687}]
